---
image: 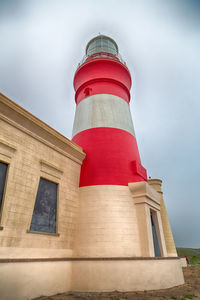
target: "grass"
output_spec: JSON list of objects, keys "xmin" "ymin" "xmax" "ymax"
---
[
  {"xmin": 183, "ymin": 294, "xmax": 197, "ymax": 299},
  {"xmin": 176, "ymin": 248, "xmax": 200, "ymax": 264}
]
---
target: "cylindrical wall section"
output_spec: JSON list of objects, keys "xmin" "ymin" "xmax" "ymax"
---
[
  {"xmin": 73, "ymin": 185, "xmax": 141, "ymax": 257},
  {"xmin": 72, "ymin": 128, "xmax": 146, "ymax": 186},
  {"xmin": 74, "ymin": 59, "xmax": 131, "ymax": 104},
  {"xmin": 72, "ymin": 94, "xmax": 135, "ymax": 137}
]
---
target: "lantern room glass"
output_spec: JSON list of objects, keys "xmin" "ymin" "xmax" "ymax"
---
[{"xmin": 86, "ymin": 36, "xmax": 118, "ymax": 56}]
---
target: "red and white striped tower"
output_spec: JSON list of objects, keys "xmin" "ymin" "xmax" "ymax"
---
[
  {"xmin": 71, "ymin": 35, "xmax": 184, "ymax": 292},
  {"xmin": 72, "ymin": 35, "xmax": 148, "ymax": 259},
  {"xmin": 72, "ymin": 35, "xmax": 147, "ymax": 186}
]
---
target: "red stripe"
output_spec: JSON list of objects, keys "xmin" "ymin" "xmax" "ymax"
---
[
  {"xmin": 74, "ymin": 58, "xmax": 132, "ymax": 104},
  {"xmin": 75, "ymin": 79, "xmax": 130, "ymax": 105},
  {"xmin": 72, "ymin": 128, "xmax": 147, "ymax": 186}
]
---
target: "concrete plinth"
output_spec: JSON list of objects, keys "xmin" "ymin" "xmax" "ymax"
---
[
  {"xmin": 0, "ymin": 257, "xmax": 184, "ymax": 300},
  {"xmin": 71, "ymin": 258, "xmax": 184, "ymax": 292},
  {"xmin": 0, "ymin": 260, "xmax": 72, "ymax": 300}
]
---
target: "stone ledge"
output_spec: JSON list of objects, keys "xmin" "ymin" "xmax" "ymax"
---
[
  {"xmin": 0, "ymin": 256, "xmax": 180, "ymax": 263},
  {"xmin": 26, "ymin": 229, "xmax": 60, "ymax": 237},
  {"xmin": 129, "ymin": 181, "xmax": 161, "ymax": 206},
  {"xmin": 40, "ymin": 159, "xmax": 63, "ymax": 179}
]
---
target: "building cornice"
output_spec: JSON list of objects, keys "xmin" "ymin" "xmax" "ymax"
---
[{"xmin": 0, "ymin": 93, "xmax": 86, "ymax": 165}]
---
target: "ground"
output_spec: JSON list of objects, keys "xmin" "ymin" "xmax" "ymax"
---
[{"xmin": 34, "ymin": 265, "xmax": 200, "ymax": 300}]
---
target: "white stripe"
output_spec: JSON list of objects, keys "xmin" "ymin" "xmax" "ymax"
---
[{"xmin": 72, "ymin": 94, "xmax": 135, "ymax": 137}]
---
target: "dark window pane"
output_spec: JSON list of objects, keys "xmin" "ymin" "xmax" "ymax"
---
[
  {"xmin": 151, "ymin": 212, "xmax": 161, "ymax": 257},
  {"xmin": 30, "ymin": 178, "xmax": 57, "ymax": 233},
  {"xmin": 0, "ymin": 162, "xmax": 8, "ymax": 210}
]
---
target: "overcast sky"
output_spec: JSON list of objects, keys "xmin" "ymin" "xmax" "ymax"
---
[{"xmin": 0, "ymin": 0, "xmax": 199, "ymax": 248}]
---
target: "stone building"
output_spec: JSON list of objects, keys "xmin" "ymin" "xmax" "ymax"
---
[{"xmin": 0, "ymin": 36, "xmax": 184, "ymax": 300}]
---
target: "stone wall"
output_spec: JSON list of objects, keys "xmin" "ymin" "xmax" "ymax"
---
[
  {"xmin": 74, "ymin": 185, "xmax": 141, "ymax": 257},
  {"xmin": 0, "ymin": 93, "xmax": 85, "ymax": 258}
]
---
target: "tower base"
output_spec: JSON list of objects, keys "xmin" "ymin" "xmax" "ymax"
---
[{"xmin": 72, "ymin": 183, "xmax": 184, "ymax": 292}]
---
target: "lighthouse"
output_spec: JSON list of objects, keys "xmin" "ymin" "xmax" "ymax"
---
[
  {"xmin": 71, "ymin": 35, "xmax": 184, "ymax": 291},
  {"xmin": 0, "ymin": 36, "xmax": 184, "ymax": 298}
]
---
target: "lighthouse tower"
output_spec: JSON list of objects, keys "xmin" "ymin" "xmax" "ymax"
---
[
  {"xmin": 72, "ymin": 35, "xmax": 147, "ymax": 186},
  {"xmin": 71, "ymin": 35, "xmax": 184, "ymax": 291}
]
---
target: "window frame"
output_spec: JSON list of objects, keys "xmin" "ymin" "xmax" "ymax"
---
[
  {"xmin": 27, "ymin": 175, "xmax": 60, "ymax": 236},
  {"xmin": 0, "ymin": 139, "xmax": 16, "ymax": 230},
  {"xmin": 0, "ymin": 160, "xmax": 10, "ymax": 230},
  {"xmin": 150, "ymin": 209, "xmax": 163, "ymax": 257}
]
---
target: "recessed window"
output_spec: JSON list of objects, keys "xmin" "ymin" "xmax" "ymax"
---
[
  {"xmin": 150, "ymin": 211, "xmax": 161, "ymax": 257},
  {"xmin": 0, "ymin": 162, "xmax": 8, "ymax": 213},
  {"xmin": 30, "ymin": 178, "xmax": 58, "ymax": 234}
]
